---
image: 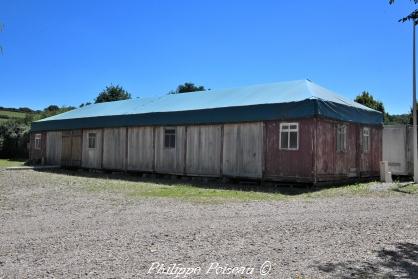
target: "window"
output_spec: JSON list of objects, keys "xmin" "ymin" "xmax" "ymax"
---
[
  {"xmin": 336, "ymin": 124, "xmax": 347, "ymax": 152},
  {"xmin": 164, "ymin": 128, "xmax": 176, "ymax": 148},
  {"xmin": 280, "ymin": 123, "xmax": 299, "ymax": 150},
  {"xmin": 88, "ymin": 133, "xmax": 96, "ymax": 149},
  {"xmin": 34, "ymin": 134, "xmax": 41, "ymax": 150},
  {"xmin": 362, "ymin": 127, "xmax": 370, "ymax": 153}
]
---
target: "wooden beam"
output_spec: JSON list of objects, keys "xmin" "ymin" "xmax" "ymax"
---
[
  {"xmin": 183, "ymin": 126, "xmax": 188, "ymax": 175},
  {"xmin": 313, "ymin": 117, "xmax": 318, "ymax": 184},
  {"xmin": 152, "ymin": 126, "xmax": 156, "ymax": 173},
  {"xmin": 220, "ymin": 124, "xmax": 224, "ymax": 177},
  {"xmin": 261, "ymin": 121, "xmax": 266, "ymax": 183},
  {"xmin": 124, "ymin": 127, "xmax": 128, "ymax": 172},
  {"xmin": 100, "ymin": 128, "xmax": 105, "ymax": 169}
]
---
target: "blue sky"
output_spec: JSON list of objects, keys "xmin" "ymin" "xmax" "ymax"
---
[{"xmin": 0, "ymin": 0, "xmax": 416, "ymax": 114}]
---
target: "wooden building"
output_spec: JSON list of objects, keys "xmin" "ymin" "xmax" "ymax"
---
[{"xmin": 30, "ymin": 80, "xmax": 383, "ymax": 183}]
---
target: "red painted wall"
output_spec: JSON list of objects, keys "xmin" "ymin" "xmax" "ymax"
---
[
  {"xmin": 315, "ymin": 119, "xmax": 357, "ymax": 180},
  {"xmin": 359, "ymin": 125, "xmax": 382, "ymax": 176},
  {"xmin": 264, "ymin": 119, "xmax": 314, "ymax": 181},
  {"xmin": 264, "ymin": 118, "xmax": 382, "ymax": 182},
  {"xmin": 315, "ymin": 118, "xmax": 382, "ymax": 181}
]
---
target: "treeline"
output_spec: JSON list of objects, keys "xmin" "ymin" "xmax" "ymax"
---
[
  {"xmin": 355, "ymin": 91, "xmax": 412, "ymax": 125},
  {"xmin": 0, "ymin": 106, "xmax": 74, "ymax": 158},
  {"xmin": 0, "ymin": 106, "xmax": 38, "ymax": 113},
  {"xmin": 384, "ymin": 113, "xmax": 410, "ymax": 125},
  {"xmin": 0, "ymin": 82, "xmax": 204, "ymax": 159},
  {"xmin": 0, "ymin": 83, "xmax": 135, "ymax": 159}
]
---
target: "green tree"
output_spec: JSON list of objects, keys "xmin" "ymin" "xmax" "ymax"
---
[
  {"xmin": 170, "ymin": 82, "xmax": 206, "ymax": 94},
  {"xmin": 355, "ymin": 91, "xmax": 385, "ymax": 113},
  {"xmin": 79, "ymin": 102, "xmax": 92, "ymax": 108},
  {"xmin": 45, "ymin": 105, "xmax": 60, "ymax": 112},
  {"xmin": 0, "ymin": 105, "xmax": 76, "ymax": 159},
  {"xmin": 389, "ymin": 0, "xmax": 418, "ymax": 22},
  {"xmin": 30, "ymin": 105, "xmax": 76, "ymax": 120},
  {"xmin": 385, "ymin": 112, "xmax": 411, "ymax": 124},
  {"xmin": 95, "ymin": 85, "xmax": 131, "ymax": 103}
]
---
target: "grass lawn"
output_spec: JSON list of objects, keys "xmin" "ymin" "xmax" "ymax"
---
[
  {"xmin": 0, "ymin": 110, "xmax": 27, "ymax": 119},
  {"xmin": 85, "ymin": 179, "xmax": 284, "ymax": 203},
  {"xmin": 0, "ymin": 159, "xmax": 26, "ymax": 168},
  {"xmin": 78, "ymin": 172, "xmax": 417, "ymax": 203}
]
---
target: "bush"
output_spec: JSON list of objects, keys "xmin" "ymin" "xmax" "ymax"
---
[
  {"xmin": 0, "ymin": 119, "xmax": 30, "ymax": 158},
  {"xmin": 0, "ymin": 106, "xmax": 75, "ymax": 159}
]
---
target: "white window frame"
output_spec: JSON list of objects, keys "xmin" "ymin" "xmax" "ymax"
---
[
  {"xmin": 336, "ymin": 124, "xmax": 347, "ymax": 152},
  {"xmin": 34, "ymin": 133, "xmax": 42, "ymax": 150},
  {"xmin": 88, "ymin": 132, "xmax": 96, "ymax": 149},
  {"xmin": 362, "ymin": 127, "xmax": 370, "ymax": 153},
  {"xmin": 279, "ymin": 122, "xmax": 299, "ymax": 150}
]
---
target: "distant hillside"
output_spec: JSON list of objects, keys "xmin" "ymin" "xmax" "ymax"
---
[
  {"xmin": 0, "ymin": 105, "xmax": 76, "ymax": 125},
  {"xmin": 0, "ymin": 109, "xmax": 30, "ymax": 123}
]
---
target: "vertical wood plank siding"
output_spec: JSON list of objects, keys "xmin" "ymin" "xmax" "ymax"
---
[
  {"xmin": 315, "ymin": 118, "xmax": 382, "ymax": 181},
  {"xmin": 46, "ymin": 131, "xmax": 62, "ymax": 165},
  {"xmin": 315, "ymin": 119, "xmax": 357, "ymax": 180},
  {"xmin": 222, "ymin": 123, "xmax": 263, "ymax": 178},
  {"xmin": 61, "ymin": 131, "xmax": 72, "ymax": 166},
  {"xmin": 186, "ymin": 125, "xmax": 222, "ymax": 176},
  {"xmin": 81, "ymin": 129, "xmax": 103, "ymax": 169},
  {"xmin": 335, "ymin": 123, "xmax": 357, "ymax": 175},
  {"xmin": 127, "ymin": 126, "xmax": 154, "ymax": 171},
  {"xmin": 71, "ymin": 130, "xmax": 82, "ymax": 167},
  {"xmin": 371, "ymin": 127, "xmax": 383, "ymax": 176},
  {"xmin": 34, "ymin": 117, "xmax": 382, "ymax": 182},
  {"xmin": 264, "ymin": 119, "xmax": 314, "ymax": 181},
  {"xmin": 102, "ymin": 128, "xmax": 127, "ymax": 170},
  {"xmin": 29, "ymin": 132, "xmax": 47, "ymax": 162},
  {"xmin": 155, "ymin": 126, "xmax": 186, "ymax": 174},
  {"xmin": 61, "ymin": 130, "xmax": 82, "ymax": 167},
  {"xmin": 359, "ymin": 125, "xmax": 382, "ymax": 176}
]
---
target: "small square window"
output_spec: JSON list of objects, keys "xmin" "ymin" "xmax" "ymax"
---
[
  {"xmin": 336, "ymin": 124, "xmax": 347, "ymax": 152},
  {"xmin": 88, "ymin": 133, "xmax": 96, "ymax": 149},
  {"xmin": 362, "ymin": 127, "xmax": 370, "ymax": 153},
  {"xmin": 280, "ymin": 123, "xmax": 299, "ymax": 150},
  {"xmin": 34, "ymin": 134, "xmax": 41, "ymax": 150},
  {"xmin": 164, "ymin": 128, "xmax": 176, "ymax": 148}
]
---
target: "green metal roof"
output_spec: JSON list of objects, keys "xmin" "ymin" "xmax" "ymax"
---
[{"xmin": 31, "ymin": 80, "xmax": 383, "ymax": 132}]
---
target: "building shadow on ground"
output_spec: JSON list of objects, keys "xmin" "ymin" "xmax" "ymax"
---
[
  {"xmin": 31, "ymin": 167, "xmax": 359, "ymax": 195},
  {"xmin": 315, "ymin": 242, "xmax": 418, "ymax": 278}
]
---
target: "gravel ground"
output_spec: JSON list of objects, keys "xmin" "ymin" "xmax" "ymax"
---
[{"xmin": 0, "ymin": 170, "xmax": 417, "ymax": 279}]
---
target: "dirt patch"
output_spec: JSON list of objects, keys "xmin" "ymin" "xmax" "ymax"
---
[{"xmin": 0, "ymin": 170, "xmax": 417, "ymax": 278}]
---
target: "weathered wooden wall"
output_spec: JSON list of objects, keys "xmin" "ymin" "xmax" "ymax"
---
[
  {"xmin": 127, "ymin": 126, "xmax": 154, "ymax": 172},
  {"xmin": 29, "ymin": 132, "xmax": 46, "ymax": 162},
  {"xmin": 61, "ymin": 130, "xmax": 82, "ymax": 167},
  {"xmin": 81, "ymin": 129, "xmax": 103, "ymax": 169},
  {"xmin": 186, "ymin": 125, "xmax": 222, "ymax": 176},
  {"xmin": 335, "ymin": 123, "xmax": 357, "ymax": 176},
  {"xmin": 315, "ymin": 118, "xmax": 382, "ymax": 181},
  {"xmin": 315, "ymin": 119, "xmax": 357, "ymax": 180},
  {"xmin": 46, "ymin": 131, "xmax": 62, "ymax": 165},
  {"xmin": 34, "ymin": 117, "xmax": 382, "ymax": 182},
  {"xmin": 102, "ymin": 128, "xmax": 127, "ymax": 170},
  {"xmin": 222, "ymin": 123, "xmax": 263, "ymax": 178},
  {"xmin": 359, "ymin": 125, "xmax": 382, "ymax": 177},
  {"xmin": 264, "ymin": 119, "xmax": 314, "ymax": 181},
  {"xmin": 155, "ymin": 126, "xmax": 186, "ymax": 174}
]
